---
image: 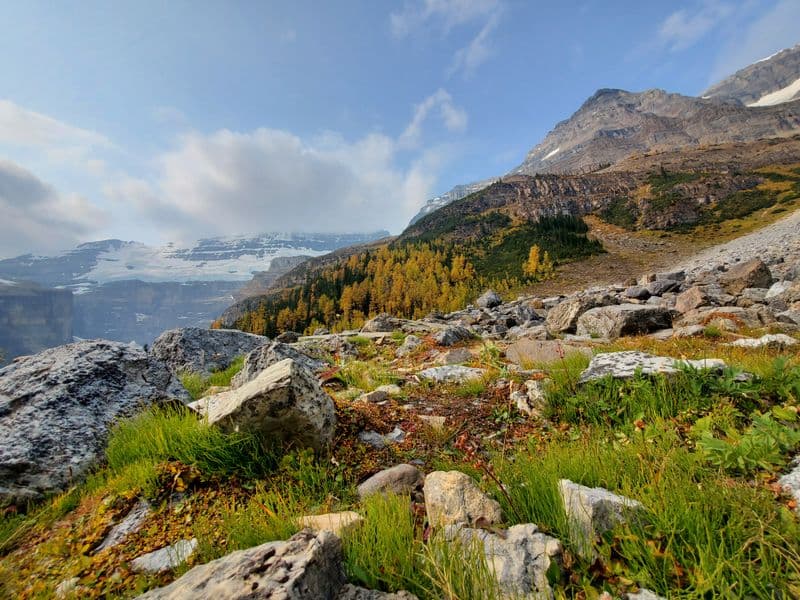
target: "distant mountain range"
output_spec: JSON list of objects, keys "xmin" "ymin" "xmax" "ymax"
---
[
  {"xmin": 410, "ymin": 44, "xmax": 800, "ymax": 223},
  {"xmin": 0, "ymin": 232, "xmax": 387, "ymax": 352}
]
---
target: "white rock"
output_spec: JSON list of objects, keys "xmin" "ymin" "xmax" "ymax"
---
[
  {"xmin": 726, "ymin": 334, "xmax": 798, "ymax": 349},
  {"xmin": 96, "ymin": 499, "xmax": 151, "ymax": 552},
  {"xmin": 445, "ymin": 523, "xmax": 562, "ymax": 598},
  {"xmin": 135, "ymin": 530, "xmax": 344, "ymax": 599},
  {"xmin": 424, "ymin": 471, "xmax": 503, "ymax": 527},
  {"xmin": 417, "ymin": 365, "xmax": 485, "ymax": 383},
  {"xmin": 559, "ymin": 480, "xmax": 642, "ymax": 556},
  {"xmin": 131, "ymin": 538, "xmax": 198, "ymax": 574},
  {"xmin": 578, "ymin": 351, "xmax": 727, "ymax": 384},
  {"xmin": 190, "ymin": 358, "xmax": 335, "ymax": 451},
  {"xmin": 297, "ymin": 511, "xmax": 363, "ymax": 536}
]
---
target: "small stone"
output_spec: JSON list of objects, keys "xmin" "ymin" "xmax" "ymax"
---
[
  {"xmin": 675, "ymin": 286, "xmax": 708, "ymax": 313},
  {"xmin": 131, "ymin": 538, "xmax": 198, "ymax": 574},
  {"xmin": 357, "ymin": 464, "xmax": 425, "ymax": 499},
  {"xmin": 626, "ymin": 589, "xmax": 667, "ymax": 600},
  {"xmin": 337, "ymin": 584, "xmax": 419, "ymax": 599},
  {"xmin": 418, "ymin": 415, "xmax": 447, "ymax": 429},
  {"xmin": 511, "ymin": 379, "xmax": 548, "ymax": 416},
  {"xmin": 396, "ymin": 335, "xmax": 423, "ymax": 358},
  {"xmin": 55, "ymin": 577, "xmax": 80, "ymax": 599},
  {"xmin": 358, "ymin": 389, "xmax": 389, "ymax": 403},
  {"xmin": 96, "ymin": 500, "xmax": 151, "ymax": 552},
  {"xmin": 559, "ymin": 480, "xmax": 642, "ymax": 556},
  {"xmin": 476, "ymin": 290, "xmax": 503, "ymax": 309},
  {"xmin": 374, "ymin": 384, "xmax": 402, "ymax": 396},
  {"xmin": 444, "ymin": 523, "xmax": 561, "ymax": 598},
  {"xmin": 435, "ymin": 348, "xmax": 473, "ymax": 365},
  {"xmin": 433, "ymin": 325, "xmax": 473, "ymax": 347},
  {"xmin": 423, "ymin": 471, "xmax": 503, "ymax": 528},
  {"xmin": 358, "ymin": 427, "xmax": 405, "ymax": 449},
  {"xmin": 297, "ymin": 511, "xmax": 363, "ymax": 536},
  {"xmin": 624, "ymin": 286, "xmax": 651, "ymax": 300},
  {"xmin": 417, "ymin": 365, "xmax": 485, "ymax": 383}
]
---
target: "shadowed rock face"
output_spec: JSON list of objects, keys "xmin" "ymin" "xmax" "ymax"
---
[
  {"xmin": 0, "ymin": 340, "xmax": 187, "ymax": 505},
  {"xmin": 0, "ymin": 282, "xmax": 72, "ymax": 364}
]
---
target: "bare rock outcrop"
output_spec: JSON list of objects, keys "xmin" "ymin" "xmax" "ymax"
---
[{"xmin": 0, "ymin": 340, "xmax": 186, "ymax": 504}]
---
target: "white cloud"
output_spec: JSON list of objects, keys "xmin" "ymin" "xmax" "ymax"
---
[
  {"xmin": 109, "ymin": 90, "xmax": 466, "ymax": 241},
  {"xmin": 399, "ymin": 89, "xmax": 468, "ymax": 148},
  {"xmin": 0, "ymin": 100, "xmax": 110, "ymax": 149},
  {"xmin": 391, "ymin": 0, "xmax": 503, "ymax": 78},
  {"xmin": 0, "ymin": 159, "xmax": 107, "ymax": 258},
  {"xmin": 107, "ymin": 129, "xmax": 437, "ymax": 241},
  {"xmin": 390, "ymin": 0, "xmax": 500, "ymax": 37},
  {"xmin": 449, "ymin": 11, "xmax": 500, "ymax": 78},
  {"xmin": 658, "ymin": 1, "xmax": 733, "ymax": 52},
  {"xmin": 709, "ymin": 0, "xmax": 800, "ymax": 82}
]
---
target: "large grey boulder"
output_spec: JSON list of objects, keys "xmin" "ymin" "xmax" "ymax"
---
[
  {"xmin": 190, "ymin": 358, "xmax": 335, "ymax": 451},
  {"xmin": 136, "ymin": 530, "xmax": 345, "ymax": 599},
  {"xmin": 559, "ymin": 480, "xmax": 642, "ymax": 556},
  {"xmin": 545, "ymin": 295, "xmax": 616, "ymax": 335},
  {"xmin": 445, "ymin": 523, "xmax": 562, "ymax": 599},
  {"xmin": 357, "ymin": 464, "xmax": 425, "ymax": 500},
  {"xmin": 719, "ymin": 259, "xmax": 774, "ymax": 294},
  {"xmin": 150, "ymin": 327, "xmax": 269, "ymax": 375},
  {"xmin": 575, "ymin": 304, "xmax": 674, "ymax": 339},
  {"xmin": 578, "ymin": 351, "xmax": 726, "ymax": 384},
  {"xmin": 0, "ymin": 340, "xmax": 186, "ymax": 505},
  {"xmin": 231, "ymin": 341, "xmax": 327, "ymax": 387},
  {"xmin": 423, "ymin": 471, "xmax": 503, "ymax": 528}
]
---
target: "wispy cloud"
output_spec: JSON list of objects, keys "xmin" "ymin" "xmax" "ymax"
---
[
  {"xmin": 391, "ymin": 0, "xmax": 503, "ymax": 78},
  {"xmin": 708, "ymin": 0, "xmax": 800, "ymax": 82},
  {"xmin": 390, "ymin": 0, "xmax": 500, "ymax": 37},
  {"xmin": 0, "ymin": 100, "xmax": 110, "ymax": 150},
  {"xmin": 658, "ymin": 1, "xmax": 733, "ymax": 52},
  {"xmin": 399, "ymin": 88, "xmax": 468, "ymax": 148},
  {"xmin": 106, "ymin": 89, "xmax": 467, "ymax": 242},
  {"xmin": 448, "ymin": 11, "xmax": 500, "ymax": 78}
]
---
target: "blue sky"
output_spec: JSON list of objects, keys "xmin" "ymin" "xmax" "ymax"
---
[{"xmin": 0, "ymin": 0, "xmax": 798, "ymax": 257}]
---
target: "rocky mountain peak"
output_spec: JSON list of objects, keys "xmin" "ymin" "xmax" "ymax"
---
[{"xmin": 703, "ymin": 44, "xmax": 800, "ymax": 106}]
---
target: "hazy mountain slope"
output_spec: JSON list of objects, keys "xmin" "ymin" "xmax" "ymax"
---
[
  {"xmin": 0, "ymin": 232, "xmax": 387, "ymax": 346},
  {"xmin": 703, "ymin": 44, "xmax": 800, "ymax": 106}
]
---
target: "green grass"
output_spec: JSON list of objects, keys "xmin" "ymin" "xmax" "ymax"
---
[
  {"xmin": 336, "ymin": 360, "xmax": 401, "ymax": 391},
  {"xmin": 179, "ymin": 356, "xmax": 244, "ymax": 400},
  {"xmin": 492, "ymin": 429, "xmax": 800, "ymax": 598},
  {"xmin": 102, "ymin": 406, "xmax": 278, "ymax": 495},
  {"xmin": 342, "ymin": 493, "xmax": 501, "ymax": 599}
]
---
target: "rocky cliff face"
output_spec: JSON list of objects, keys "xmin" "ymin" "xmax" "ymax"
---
[
  {"xmin": 703, "ymin": 44, "xmax": 800, "ymax": 106},
  {"xmin": 408, "ymin": 178, "xmax": 495, "ymax": 225},
  {"xmin": 410, "ymin": 46, "xmax": 800, "ymax": 222},
  {"xmin": 0, "ymin": 281, "xmax": 72, "ymax": 363}
]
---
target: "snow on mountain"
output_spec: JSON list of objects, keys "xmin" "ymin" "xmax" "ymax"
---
[{"xmin": 748, "ymin": 76, "xmax": 800, "ymax": 107}]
